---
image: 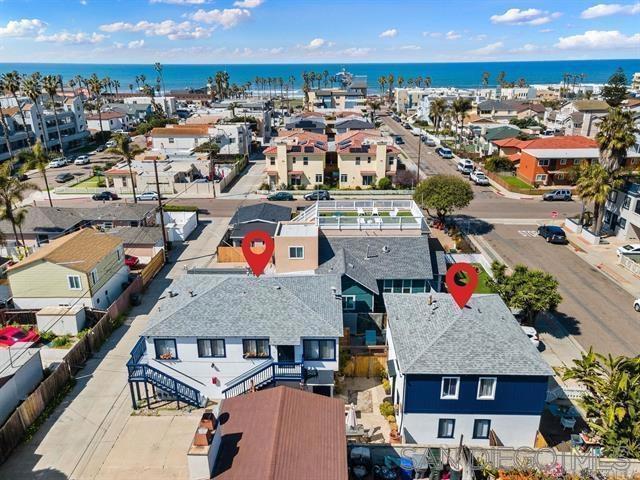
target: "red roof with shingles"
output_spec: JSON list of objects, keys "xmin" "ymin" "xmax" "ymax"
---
[
  {"xmin": 336, "ymin": 130, "xmax": 400, "ymax": 154},
  {"xmin": 263, "ymin": 130, "xmax": 328, "ymax": 154},
  {"xmin": 213, "ymin": 387, "xmax": 348, "ymax": 480},
  {"xmin": 494, "ymin": 135, "xmax": 597, "ymax": 150}
]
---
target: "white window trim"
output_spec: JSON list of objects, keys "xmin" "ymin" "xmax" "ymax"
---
[
  {"xmin": 288, "ymin": 246, "xmax": 304, "ymax": 259},
  {"xmin": 342, "ymin": 295, "xmax": 356, "ymax": 311},
  {"xmin": 477, "ymin": 377, "xmax": 497, "ymax": 400},
  {"xmin": 535, "ymin": 174, "xmax": 547, "ymax": 182},
  {"xmin": 440, "ymin": 376, "xmax": 460, "ymax": 400},
  {"xmin": 67, "ymin": 275, "xmax": 82, "ymax": 291},
  {"xmin": 538, "ymin": 159, "xmax": 549, "ymax": 167}
]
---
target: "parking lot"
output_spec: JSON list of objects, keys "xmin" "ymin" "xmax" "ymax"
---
[{"xmin": 480, "ymin": 223, "xmax": 640, "ymax": 356}]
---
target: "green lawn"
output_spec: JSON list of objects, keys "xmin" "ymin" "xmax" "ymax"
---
[
  {"xmin": 453, "ymin": 263, "xmax": 495, "ymax": 294},
  {"xmin": 71, "ymin": 176, "xmax": 102, "ymax": 188},
  {"xmin": 499, "ymin": 174, "xmax": 533, "ymax": 190}
]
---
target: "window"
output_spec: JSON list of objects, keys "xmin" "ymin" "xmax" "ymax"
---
[
  {"xmin": 270, "ymin": 157, "xmax": 275, "ymax": 165},
  {"xmin": 535, "ymin": 174, "xmax": 547, "ymax": 182},
  {"xmin": 383, "ymin": 279, "xmax": 393, "ymax": 293},
  {"xmin": 388, "ymin": 157, "xmax": 394, "ymax": 165},
  {"xmin": 573, "ymin": 159, "xmax": 581, "ymax": 165},
  {"xmin": 340, "ymin": 174, "xmax": 348, "ymax": 183},
  {"xmin": 290, "ymin": 176, "xmax": 301, "ymax": 186},
  {"xmin": 90, "ymin": 269, "xmax": 98, "ymax": 285},
  {"xmin": 609, "ymin": 191, "xmax": 618, "ymax": 202},
  {"xmin": 392, "ymin": 279, "xmax": 403, "ymax": 293},
  {"xmin": 168, "ymin": 138, "xmax": 174, "ymax": 144},
  {"xmin": 622, "ymin": 196, "xmax": 631, "ymax": 210},
  {"xmin": 538, "ymin": 159, "xmax": 549, "ymax": 167},
  {"xmin": 367, "ymin": 157, "xmax": 372, "ymax": 163},
  {"xmin": 437, "ymin": 419, "xmax": 455, "ymax": 439},
  {"xmin": 303, "ymin": 157, "xmax": 309, "ymax": 165},
  {"xmin": 197, "ymin": 339, "xmax": 225, "ymax": 358},
  {"xmin": 402, "ymin": 280, "xmax": 412, "ymax": 293},
  {"xmin": 477, "ymin": 377, "xmax": 497, "ymax": 400},
  {"xmin": 635, "ymin": 200, "xmax": 640, "ymax": 215},
  {"xmin": 473, "ymin": 419, "xmax": 491, "ymax": 439},
  {"xmin": 155, "ymin": 339, "xmax": 178, "ymax": 360},
  {"xmin": 362, "ymin": 175, "xmax": 374, "ymax": 186},
  {"xmin": 559, "ymin": 159, "xmax": 567, "ymax": 165},
  {"xmin": 242, "ymin": 339, "xmax": 270, "ymax": 358},
  {"xmin": 289, "ymin": 246, "xmax": 304, "ymax": 259},
  {"xmin": 122, "ymin": 176, "xmax": 127, "ymax": 187},
  {"xmin": 67, "ymin": 275, "xmax": 82, "ymax": 290},
  {"xmin": 342, "ymin": 295, "xmax": 356, "ymax": 311},
  {"xmin": 292, "ymin": 157, "xmax": 296, "ymax": 163},
  {"xmin": 619, "ymin": 217, "xmax": 627, "ymax": 229},
  {"xmin": 355, "ymin": 158, "xmax": 361, "ymax": 166},
  {"xmin": 303, "ymin": 339, "xmax": 335, "ymax": 360},
  {"xmin": 315, "ymin": 174, "xmax": 323, "ymax": 183},
  {"xmin": 441, "ymin": 377, "xmax": 459, "ymax": 399},
  {"xmin": 604, "ymin": 210, "xmax": 612, "ymax": 223}
]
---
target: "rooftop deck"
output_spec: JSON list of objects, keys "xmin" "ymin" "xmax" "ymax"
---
[{"xmin": 293, "ymin": 200, "xmax": 428, "ymax": 233}]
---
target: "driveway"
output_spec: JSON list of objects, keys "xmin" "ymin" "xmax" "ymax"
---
[
  {"xmin": 219, "ymin": 157, "xmax": 265, "ymax": 199},
  {"xmin": 479, "ymin": 223, "xmax": 640, "ymax": 356}
]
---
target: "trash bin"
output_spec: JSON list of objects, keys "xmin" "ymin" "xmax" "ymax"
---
[{"xmin": 398, "ymin": 458, "xmax": 414, "ymax": 480}]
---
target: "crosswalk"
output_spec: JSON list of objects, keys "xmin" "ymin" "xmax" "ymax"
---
[{"xmin": 518, "ymin": 230, "xmax": 538, "ymax": 238}]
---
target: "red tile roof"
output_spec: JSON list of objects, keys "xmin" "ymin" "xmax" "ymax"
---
[
  {"xmin": 263, "ymin": 131, "xmax": 328, "ymax": 154},
  {"xmin": 336, "ymin": 130, "xmax": 399, "ymax": 154},
  {"xmin": 507, "ymin": 153, "xmax": 521, "ymax": 163},
  {"xmin": 494, "ymin": 135, "xmax": 597, "ymax": 151},
  {"xmin": 213, "ymin": 387, "xmax": 347, "ymax": 480}
]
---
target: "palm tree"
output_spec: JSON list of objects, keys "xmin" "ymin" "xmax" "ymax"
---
[
  {"xmin": 14, "ymin": 208, "xmax": 28, "ymax": 256},
  {"xmin": 154, "ymin": 62, "xmax": 166, "ymax": 96},
  {"xmin": 367, "ymin": 100, "xmax": 381, "ymax": 123},
  {"xmin": 481, "ymin": 71, "xmax": 490, "ymax": 87},
  {"xmin": 128, "ymin": 83, "xmax": 134, "ymax": 94},
  {"xmin": 228, "ymin": 102, "xmax": 240, "ymax": 117},
  {"xmin": 387, "ymin": 74, "xmax": 395, "ymax": 102},
  {"xmin": 1, "ymin": 71, "xmax": 34, "ymax": 149},
  {"xmin": 21, "ymin": 74, "xmax": 46, "ymax": 148},
  {"xmin": 424, "ymin": 76, "xmax": 432, "ymax": 88},
  {"xmin": 497, "ymin": 71, "xmax": 506, "ymax": 88},
  {"xmin": 113, "ymin": 79, "xmax": 121, "ymax": 100},
  {"xmin": 0, "ymin": 162, "xmax": 36, "ymax": 255},
  {"xmin": 0, "ymin": 101, "xmax": 15, "ymax": 164},
  {"xmin": 596, "ymin": 108, "xmax": 639, "ymax": 172},
  {"xmin": 42, "ymin": 75, "xmax": 66, "ymax": 157},
  {"xmin": 451, "ymin": 97, "xmax": 472, "ymax": 146},
  {"xmin": 397, "ymin": 76, "xmax": 405, "ymax": 88},
  {"xmin": 575, "ymin": 162, "xmax": 624, "ymax": 234},
  {"xmin": 106, "ymin": 134, "xmax": 143, "ymax": 203},
  {"xmin": 377, "ymin": 76, "xmax": 387, "ymax": 100},
  {"xmin": 429, "ymin": 98, "xmax": 447, "ymax": 135},
  {"xmin": 23, "ymin": 140, "xmax": 53, "ymax": 207},
  {"xmin": 87, "ymin": 74, "xmax": 104, "ymax": 136}
]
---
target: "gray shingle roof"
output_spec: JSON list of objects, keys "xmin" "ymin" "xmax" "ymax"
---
[
  {"xmin": 107, "ymin": 226, "xmax": 163, "ymax": 245},
  {"xmin": 316, "ymin": 236, "xmax": 445, "ymax": 294},
  {"xmin": 385, "ymin": 293, "xmax": 553, "ymax": 376},
  {"xmin": 142, "ymin": 274, "xmax": 343, "ymax": 344},
  {"xmin": 229, "ymin": 203, "xmax": 292, "ymax": 226}
]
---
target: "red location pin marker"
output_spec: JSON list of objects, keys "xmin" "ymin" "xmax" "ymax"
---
[
  {"xmin": 241, "ymin": 230, "xmax": 274, "ymax": 277},
  {"xmin": 445, "ymin": 263, "xmax": 478, "ymax": 308}
]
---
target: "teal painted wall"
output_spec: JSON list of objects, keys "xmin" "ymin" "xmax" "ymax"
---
[{"xmin": 341, "ymin": 276, "xmax": 374, "ymax": 312}]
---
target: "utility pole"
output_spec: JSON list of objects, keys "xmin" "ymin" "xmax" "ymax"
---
[
  {"xmin": 416, "ymin": 132, "xmax": 422, "ymax": 185},
  {"xmin": 153, "ymin": 158, "xmax": 169, "ymax": 251},
  {"xmin": 208, "ymin": 134, "xmax": 216, "ymax": 199}
]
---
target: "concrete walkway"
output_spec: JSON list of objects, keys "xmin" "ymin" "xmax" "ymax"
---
[{"xmin": 219, "ymin": 158, "xmax": 266, "ymax": 199}]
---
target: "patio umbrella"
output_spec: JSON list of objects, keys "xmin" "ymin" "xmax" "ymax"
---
[{"xmin": 346, "ymin": 403, "xmax": 357, "ymax": 431}]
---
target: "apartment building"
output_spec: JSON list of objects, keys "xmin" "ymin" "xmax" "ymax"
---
[
  {"xmin": 336, "ymin": 130, "xmax": 399, "ymax": 188},
  {"xmin": 263, "ymin": 130, "xmax": 328, "ymax": 189},
  {"xmin": 149, "ymin": 123, "xmax": 250, "ymax": 156},
  {"xmin": 0, "ymin": 108, "xmax": 32, "ymax": 162},
  {"xmin": 86, "ymin": 111, "xmax": 130, "ymax": 132},
  {"xmin": 604, "ymin": 181, "xmax": 640, "ymax": 241},
  {"xmin": 124, "ymin": 95, "xmax": 176, "ymax": 116}
]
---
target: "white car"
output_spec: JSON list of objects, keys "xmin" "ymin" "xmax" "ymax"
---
[
  {"xmin": 137, "ymin": 191, "xmax": 159, "ymax": 201},
  {"xmin": 74, "ymin": 155, "xmax": 90, "ymax": 165},
  {"xmin": 521, "ymin": 326, "xmax": 540, "ymax": 349},
  {"xmin": 105, "ymin": 140, "xmax": 117, "ymax": 148},
  {"xmin": 617, "ymin": 244, "xmax": 640, "ymax": 257},
  {"xmin": 48, "ymin": 158, "xmax": 66, "ymax": 168},
  {"xmin": 470, "ymin": 170, "xmax": 490, "ymax": 186},
  {"xmin": 634, "ymin": 298, "xmax": 640, "ymax": 312},
  {"xmin": 457, "ymin": 159, "xmax": 474, "ymax": 172}
]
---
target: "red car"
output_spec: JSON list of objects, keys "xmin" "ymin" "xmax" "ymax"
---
[
  {"xmin": 0, "ymin": 326, "xmax": 40, "ymax": 347},
  {"xmin": 125, "ymin": 254, "xmax": 140, "ymax": 268}
]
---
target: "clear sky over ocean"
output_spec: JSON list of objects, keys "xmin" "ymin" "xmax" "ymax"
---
[{"xmin": 0, "ymin": 0, "xmax": 639, "ymax": 64}]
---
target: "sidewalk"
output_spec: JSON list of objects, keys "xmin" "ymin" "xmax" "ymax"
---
[{"xmin": 564, "ymin": 230, "xmax": 640, "ymax": 299}]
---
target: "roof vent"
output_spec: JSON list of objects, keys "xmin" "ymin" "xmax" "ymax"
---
[
  {"xmin": 274, "ymin": 285, "xmax": 281, "ymax": 290},
  {"xmin": 188, "ymin": 289, "xmax": 195, "ymax": 297},
  {"xmin": 382, "ymin": 245, "xmax": 390, "ymax": 253},
  {"xmin": 168, "ymin": 290, "xmax": 177, "ymax": 298},
  {"xmin": 428, "ymin": 294, "xmax": 433, "ymax": 305},
  {"xmin": 347, "ymin": 262, "xmax": 354, "ymax": 269}
]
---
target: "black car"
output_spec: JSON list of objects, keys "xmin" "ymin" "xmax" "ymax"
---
[
  {"xmin": 537, "ymin": 225, "xmax": 567, "ymax": 244},
  {"xmin": 55, "ymin": 172, "xmax": 74, "ymax": 183},
  {"xmin": 304, "ymin": 190, "xmax": 330, "ymax": 201},
  {"xmin": 267, "ymin": 191, "xmax": 294, "ymax": 201},
  {"xmin": 92, "ymin": 191, "xmax": 119, "ymax": 201}
]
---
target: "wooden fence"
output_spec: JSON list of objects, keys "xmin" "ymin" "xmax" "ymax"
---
[
  {"xmin": 140, "ymin": 250, "xmax": 165, "ymax": 286},
  {"xmin": 217, "ymin": 245, "xmax": 268, "ymax": 263},
  {"xmin": 0, "ymin": 278, "xmax": 142, "ymax": 465},
  {"xmin": 0, "ymin": 309, "xmax": 38, "ymax": 326}
]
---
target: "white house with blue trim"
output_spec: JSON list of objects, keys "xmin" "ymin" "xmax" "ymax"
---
[
  {"xmin": 385, "ymin": 293, "xmax": 553, "ymax": 447},
  {"xmin": 126, "ymin": 273, "xmax": 343, "ymax": 407}
]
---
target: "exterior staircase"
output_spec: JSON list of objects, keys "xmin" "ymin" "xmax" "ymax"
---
[
  {"xmin": 127, "ymin": 338, "xmax": 204, "ymax": 408},
  {"xmin": 221, "ymin": 359, "xmax": 317, "ymax": 398}
]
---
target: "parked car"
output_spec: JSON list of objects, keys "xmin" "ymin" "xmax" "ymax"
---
[
  {"xmin": 616, "ymin": 244, "xmax": 640, "ymax": 257},
  {"xmin": 402, "ymin": 123, "xmax": 412, "ymax": 130},
  {"xmin": 457, "ymin": 159, "xmax": 474, "ymax": 173},
  {"xmin": 74, "ymin": 155, "xmax": 90, "ymax": 165},
  {"xmin": 94, "ymin": 145, "xmax": 107, "ymax": 153},
  {"xmin": 55, "ymin": 172, "xmax": 74, "ymax": 183},
  {"xmin": 542, "ymin": 189, "xmax": 572, "ymax": 201},
  {"xmin": 92, "ymin": 191, "xmax": 119, "ymax": 201},
  {"xmin": 423, "ymin": 138, "xmax": 437, "ymax": 147},
  {"xmin": 304, "ymin": 190, "xmax": 331, "ymax": 201},
  {"xmin": 125, "ymin": 254, "xmax": 140, "ymax": 268},
  {"xmin": 105, "ymin": 140, "xmax": 117, "ymax": 148},
  {"xmin": 435, "ymin": 147, "xmax": 453, "ymax": 159},
  {"xmin": 267, "ymin": 191, "xmax": 294, "ymax": 201},
  {"xmin": 395, "ymin": 136, "xmax": 404, "ymax": 145},
  {"xmin": 635, "ymin": 298, "xmax": 640, "ymax": 312},
  {"xmin": 137, "ymin": 191, "xmax": 159, "ymax": 201},
  {"xmin": 521, "ymin": 326, "xmax": 540, "ymax": 349},
  {"xmin": 537, "ymin": 225, "xmax": 567, "ymax": 244},
  {"xmin": 48, "ymin": 158, "xmax": 66, "ymax": 168},
  {"xmin": 470, "ymin": 170, "xmax": 490, "ymax": 185},
  {"xmin": 0, "ymin": 326, "xmax": 40, "ymax": 347}
]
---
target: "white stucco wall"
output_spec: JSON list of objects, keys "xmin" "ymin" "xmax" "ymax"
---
[
  {"xmin": 0, "ymin": 349, "xmax": 44, "ymax": 424},
  {"xmin": 90, "ymin": 265, "xmax": 130, "ymax": 309}
]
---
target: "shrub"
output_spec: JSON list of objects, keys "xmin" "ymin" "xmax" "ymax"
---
[
  {"xmin": 40, "ymin": 331, "xmax": 56, "ymax": 342},
  {"xmin": 382, "ymin": 378, "xmax": 391, "ymax": 394},
  {"xmin": 163, "ymin": 204, "xmax": 198, "ymax": 212},
  {"xmin": 52, "ymin": 335, "xmax": 72, "ymax": 348},
  {"xmin": 389, "ymin": 422, "xmax": 398, "ymax": 432},
  {"xmin": 377, "ymin": 177, "xmax": 392, "ymax": 190},
  {"xmin": 259, "ymin": 182, "xmax": 271, "ymax": 190},
  {"xmin": 379, "ymin": 401, "xmax": 395, "ymax": 417},
  {"xmin": 77, "ymin": 329, "xmax": 91, "ymax": 340},
  {"xmin": 387, "ymin": 414, "xmax": 396, "ymax": 423},
  {"xmin": 484, "ymin": 155, "xmax": 514, "ymax": 173}
]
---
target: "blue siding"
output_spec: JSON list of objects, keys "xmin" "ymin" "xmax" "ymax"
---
[
  {"xmin": 342, "ymin": 276, "xmax": 374, "ymax": 312},
  {"xmin": 404, "ymin": 374, "xmax": 548, "ymax": 416}
]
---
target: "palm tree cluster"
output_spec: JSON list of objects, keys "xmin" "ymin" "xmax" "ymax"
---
[
  {"xmin": 377, "ymin": 73, "xmax": 433, "ymax": 104},
  {"xmin": 206, "ymin": 71, "xmax": 253, "ymax": 102}
]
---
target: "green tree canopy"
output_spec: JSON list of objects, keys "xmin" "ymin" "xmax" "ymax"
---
[
  {"xmin": 413, "ymin": 174, "xmax": 474, "ymax": 221},
  {"xmin": 601, "ymin": 68, "xmax": 628, "ymax": 107},
  {"xmin": 488, "ymin": 261, "xmax": 562, "ymax": 324}
]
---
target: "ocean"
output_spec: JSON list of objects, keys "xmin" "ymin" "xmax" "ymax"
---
[{"xmin": 1, "ymin": 59, "xmax": 638, "ymax": 92}]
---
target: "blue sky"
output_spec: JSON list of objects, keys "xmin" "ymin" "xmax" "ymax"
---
[{"xmin": 0, "ymin": 0, "xmax": 639, "ymax": 63}]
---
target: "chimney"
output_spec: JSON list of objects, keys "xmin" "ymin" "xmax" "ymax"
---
[{"xmin": 428, "ymin": 294, "xmax": 433, "ymax": 305}]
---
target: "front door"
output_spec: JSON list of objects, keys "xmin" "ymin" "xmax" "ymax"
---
[{"xmin": 277, "ymin": 345, "xmax": 295, "ymax": 363}]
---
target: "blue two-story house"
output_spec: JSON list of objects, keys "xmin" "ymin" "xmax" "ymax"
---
[
  {"xmin": 385, "ymin": 293, "xmax": 553, "ymax": 447},
  {"xmin": 316, "ymin": 236, "xmax": 447, "ymax": 314}
]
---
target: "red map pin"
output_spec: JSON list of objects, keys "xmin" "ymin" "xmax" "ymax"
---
[
  {"xmin": 445, "ymin": 263, "xmax": 478, "ymax": 308},
  {"xmin": 241, "ymin": 230, "xmax": 274, "ymax": 277}
]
